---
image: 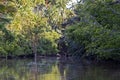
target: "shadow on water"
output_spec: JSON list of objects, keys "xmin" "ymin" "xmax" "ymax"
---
[{"xmin": 0, "ymin": 57, "xmax": 120, "ymax": 80}]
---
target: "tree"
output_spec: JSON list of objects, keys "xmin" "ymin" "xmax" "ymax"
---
[
  {"xmin": 66, "ymin": 0, "xmax": 120, "ymax": 61},
  {"xmin": 0, "ymin": 0, "xmax": 16, "ymax": 59},
  {"xmin": 7, "ymin": 0, "xmax": 66, "ymax": 58},
  {"xmin": 0, "ymin": 0, "xmax": 73, "ymax": 58}
]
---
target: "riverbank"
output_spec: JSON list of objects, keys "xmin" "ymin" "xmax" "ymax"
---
[{"xmin": 0, "ymin": 54, "xmax": 120, "ymax": 65}]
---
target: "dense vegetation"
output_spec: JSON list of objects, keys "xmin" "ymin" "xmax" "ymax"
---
[
  {"xmin": 66, "ymin": 0, "xmax": 120, "ymax": 61},
  {"xmin": 0, "ymin": 0, "xmax": 72, "ymax": 58},
  {"xmin": 0, "ymin": 0, "xmax": 120, "ymax": 61}
]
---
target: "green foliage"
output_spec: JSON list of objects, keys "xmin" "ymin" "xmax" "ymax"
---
[
  {"xmin": 66, "ymin": 0, "xmax": 120, "ymax": 60},
  {"xmin": 0, "ymin": 0, "xmax": 16, "ymax": 57},
  {"xmin": 0, "ymin": 0, "xmax": 65, "ymax": 57}
]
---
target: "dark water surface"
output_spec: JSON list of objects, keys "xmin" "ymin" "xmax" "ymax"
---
[{"xmin": 0, "ymin": 57, "xmax": 120, "ymax": 80}]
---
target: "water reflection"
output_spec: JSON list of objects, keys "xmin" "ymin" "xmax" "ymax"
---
[{"xmin": 0, "ymin": 57, "xmax": 120, "ymax": 80}]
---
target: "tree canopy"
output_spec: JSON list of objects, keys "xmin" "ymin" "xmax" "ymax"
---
[
  {"xmin": 0, "ymin": 0, "xmax": 120, "ymax": 61},
  {"xmin": 66, "ymin": 0, "xmax": 120, "ymax": 60}
]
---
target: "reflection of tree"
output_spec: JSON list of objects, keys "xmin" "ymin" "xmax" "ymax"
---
[
  {"xmin": 29, "ymin": 63, "xmax": 38, "ymax": 80},
  {"xmin": 57, "ymin": 57, "xmax": 87, "ymax": 80},
  {"xmin": 0, "ymin": 59, "xmax": 32, "ymax": 80},
  {"xmin": 66, "ymin": 62, "xmax": 86, "ymax": 80},
  {"xmin": 27, "ymin": 58, "xmax": 58, "ymax": 80},
  {"xmin": 57, "ymin": 57, "xmax": 68, "ymax": 80},
  {"xmin": 0, "ymin": 58, "xmax": 120, "ymax": 80}
]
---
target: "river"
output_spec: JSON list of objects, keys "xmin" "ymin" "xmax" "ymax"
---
[{"xmin": 0, "ymin": 57, "xmax": 120, "ymax": 80}]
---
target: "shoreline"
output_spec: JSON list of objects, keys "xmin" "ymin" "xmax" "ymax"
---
[{"xmin": 0, "ymin": 55, "xmax": 120, "ymax": 65}]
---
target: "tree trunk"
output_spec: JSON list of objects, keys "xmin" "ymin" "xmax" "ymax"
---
[{"xmin": 32, "ymin": 34, "xmax": 38, "ymax": 63}]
